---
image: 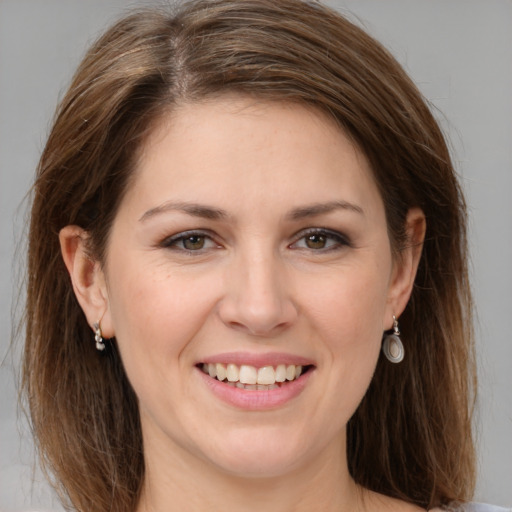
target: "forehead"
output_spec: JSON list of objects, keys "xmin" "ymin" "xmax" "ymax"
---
[{"xmin": 126, "ymin": 96, "xmax": 383, "ymax": 220}]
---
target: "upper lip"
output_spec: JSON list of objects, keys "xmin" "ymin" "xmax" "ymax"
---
[{"xmin": 198, "ymin": 351, "xmax": 315, "ymax": 368}]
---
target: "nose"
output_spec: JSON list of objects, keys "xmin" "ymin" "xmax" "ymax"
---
[{"xmin": 217, "ymin": 249, "xmax": 298, "ymax": 337}]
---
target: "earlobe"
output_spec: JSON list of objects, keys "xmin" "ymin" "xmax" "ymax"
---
[
  {"xmin": 59, "ymin": 226, "xmax": 114, "ymax": 338},
  {"xmin": 386, "ymin": 208, "xmax": 426, "ymax": 326}
]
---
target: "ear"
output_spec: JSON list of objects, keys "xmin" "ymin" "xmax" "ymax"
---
[
  {"xmin": 384, "ymin": 207, "xmax": 426, "ymax": 328},
  {"xmin": 59, "ymin": 225, "xmax": 114, "ymax": 338}
]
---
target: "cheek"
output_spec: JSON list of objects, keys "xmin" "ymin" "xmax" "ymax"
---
[
  {"xmin": 303, "ymin": 260, "xmax": 390, "ymax": 344},
  {"xmin": 314, "ymin": 274, "xmax": 387, "ymax": 409},
  {"xmin": 105, "ymin": 259, "xmax": 219, "ymax": 374},
  {"xmin": 302, "ymin": 259, "xmax": 389, "ymax": 397}
]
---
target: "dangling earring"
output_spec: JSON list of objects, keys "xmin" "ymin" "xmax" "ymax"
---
[
  {"xmin": 382, "ymin": 315, "xmax": 404, "ymax": 363},
  {"xmin": 93, "ymin": 322, "xmax": 105, "ymax": 351}
]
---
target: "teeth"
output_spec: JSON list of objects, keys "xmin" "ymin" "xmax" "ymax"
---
[
  {"xmin": 275, "ymin": 364, "xmax": 286, "ymax": 382},
  {"xmin": 201, "ymin": 362, "xmax": 307, "ymax": 386},
  {"xmin": 216, "ymin": 363, "xmax": 226, "ymax": 381},
  {"xmin": 239, "ymin": 365, "xmax": 257, "ymax": 385},
  {"xmin": 226, "ymin": 364, "xmax": 239, "ymax": 382},
  {"xmin": 257, "ymin": 366, "xmax": 275, "ymax": 385}
]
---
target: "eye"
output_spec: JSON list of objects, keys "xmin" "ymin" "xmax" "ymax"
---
[
  {"xmin": 161, "ymin": 231, "xmax": 219, "ymax": 252},
  {"xmin": 290, "ymin": 228, "xmax": 350, "ymax": 251}
]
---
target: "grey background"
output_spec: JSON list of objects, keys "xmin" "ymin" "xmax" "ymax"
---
[{"xmin": 1, "ymin": 1, "xmax": 511, "ymax": 510}]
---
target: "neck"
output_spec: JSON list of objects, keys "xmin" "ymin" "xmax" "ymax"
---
[{"xmin": 136, "ymin": 428, "xmax": 365, "ymax": 512}]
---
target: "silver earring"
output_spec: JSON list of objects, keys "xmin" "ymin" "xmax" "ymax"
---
[
  {"xmin": 93, "ymin": 322, "xmax": 105, "ymax": 351},
  {"xmin": 382, "ymin": 315, "xmax": 404, "ymax": 363}
]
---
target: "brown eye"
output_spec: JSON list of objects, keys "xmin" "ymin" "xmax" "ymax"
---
[
  {"xmin": 290, "ymin": 228, "xmax": 350, "ymax": 252},
  {"xmin": 305, "ymin": 234, "xmax": 327, "ymax": 249},
  {"xmin": 182, "ymin": 235, "xmax": 205, "ymax": 250},
  {"xmin": 162, "ymin": 231, "xmax": 217, "ymax": 252}
]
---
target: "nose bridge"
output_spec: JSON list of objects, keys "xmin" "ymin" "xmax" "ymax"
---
[{"xmin": 219, "ymin": 238, "xmax": 297, "ymax": 336}]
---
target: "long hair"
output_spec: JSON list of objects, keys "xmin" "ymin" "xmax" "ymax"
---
[{"xmin": 23, "ymin": 1, "xmax": 476, "ymax": 510}]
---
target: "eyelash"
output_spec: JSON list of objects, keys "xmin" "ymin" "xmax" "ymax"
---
[
  {"xmin": 161, "ymin": 227, "xmax": 351, "ymax": 255},
  {"xmin": 289, "ymin": 228, "xmax": 351, "ymax": 252},
  {"xmin": 160, "ymin": 230, "xmax": 219, "ymax": 252}
]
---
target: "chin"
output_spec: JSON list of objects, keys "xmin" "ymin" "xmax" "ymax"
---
[
  {"xmin": 197, "ymin": 424, "xmax": 325, "ymax": 479},
  {"xmin": 211, "ymin": 451, "xmax": 303, "ymax": 480}
]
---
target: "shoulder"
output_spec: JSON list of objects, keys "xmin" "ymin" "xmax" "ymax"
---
[{"xmin": 442, "ymin": 503, "xmax": 511, "ymax": 512}]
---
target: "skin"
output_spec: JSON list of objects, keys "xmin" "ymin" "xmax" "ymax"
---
[{"xmin": 60, "ymin": 96, "xmax": 427, "ymax": 512}]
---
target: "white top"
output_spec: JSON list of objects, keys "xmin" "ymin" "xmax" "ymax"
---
[{"xmin": 445, "ymin": 503, "xmax": 511, "ymax": 512}]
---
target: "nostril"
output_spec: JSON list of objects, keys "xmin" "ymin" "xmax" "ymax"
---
[
  {"xmin": 216, "ymin": 278, "xmax": 299, "ymax": 336},
  {"xmin": 225, "ymin": 315, "xmax": 296, "ymax": 338}
]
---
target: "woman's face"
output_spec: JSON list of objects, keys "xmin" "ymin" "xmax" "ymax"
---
[{"xmin": 95, "ymin": 97, "xmax": 415, "ymax": 478}]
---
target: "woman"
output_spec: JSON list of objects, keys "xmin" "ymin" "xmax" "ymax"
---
[{"xmin": 22, "ymin": 1, "xmax": 505, "ymax": 511}]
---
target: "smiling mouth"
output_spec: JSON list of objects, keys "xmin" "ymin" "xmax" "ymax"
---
[{"xmin": 198, "ymin": 363, "xmax": 314, "ymax": 390}]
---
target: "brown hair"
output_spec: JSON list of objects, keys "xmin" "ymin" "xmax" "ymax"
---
[{"xmin": 23, "ymin": 1, "xmax": 476, "ymax": 510}]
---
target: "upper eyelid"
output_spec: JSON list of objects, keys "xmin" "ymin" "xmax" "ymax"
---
[
  {"xmin": 160, "ymin": 229, "xmax": 218, "ymax": 247},
  {"xmin": 292, "ymin": 227, "xmax": 350, "ymax": 243}
]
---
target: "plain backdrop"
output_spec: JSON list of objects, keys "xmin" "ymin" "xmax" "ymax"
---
[{"xmin": 1, "ymin": 1, "xmax": 511, "ymax": 510}]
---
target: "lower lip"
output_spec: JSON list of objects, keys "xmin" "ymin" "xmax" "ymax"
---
[{"xmin": 196, "ymin": 367, "xmax": 313, "ymax": 410}]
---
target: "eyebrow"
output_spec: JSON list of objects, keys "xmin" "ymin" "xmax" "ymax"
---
[
  {"xmin": 139, "ymin": 199, "xmax": 364, "ymax": 223},
  {"xmin": 286, "ymin": 200, "xmax": 364, "ymax": 220},
  {"xmin": 139, "ymin": 201, "xmax": 229, "ymax": 222}
]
